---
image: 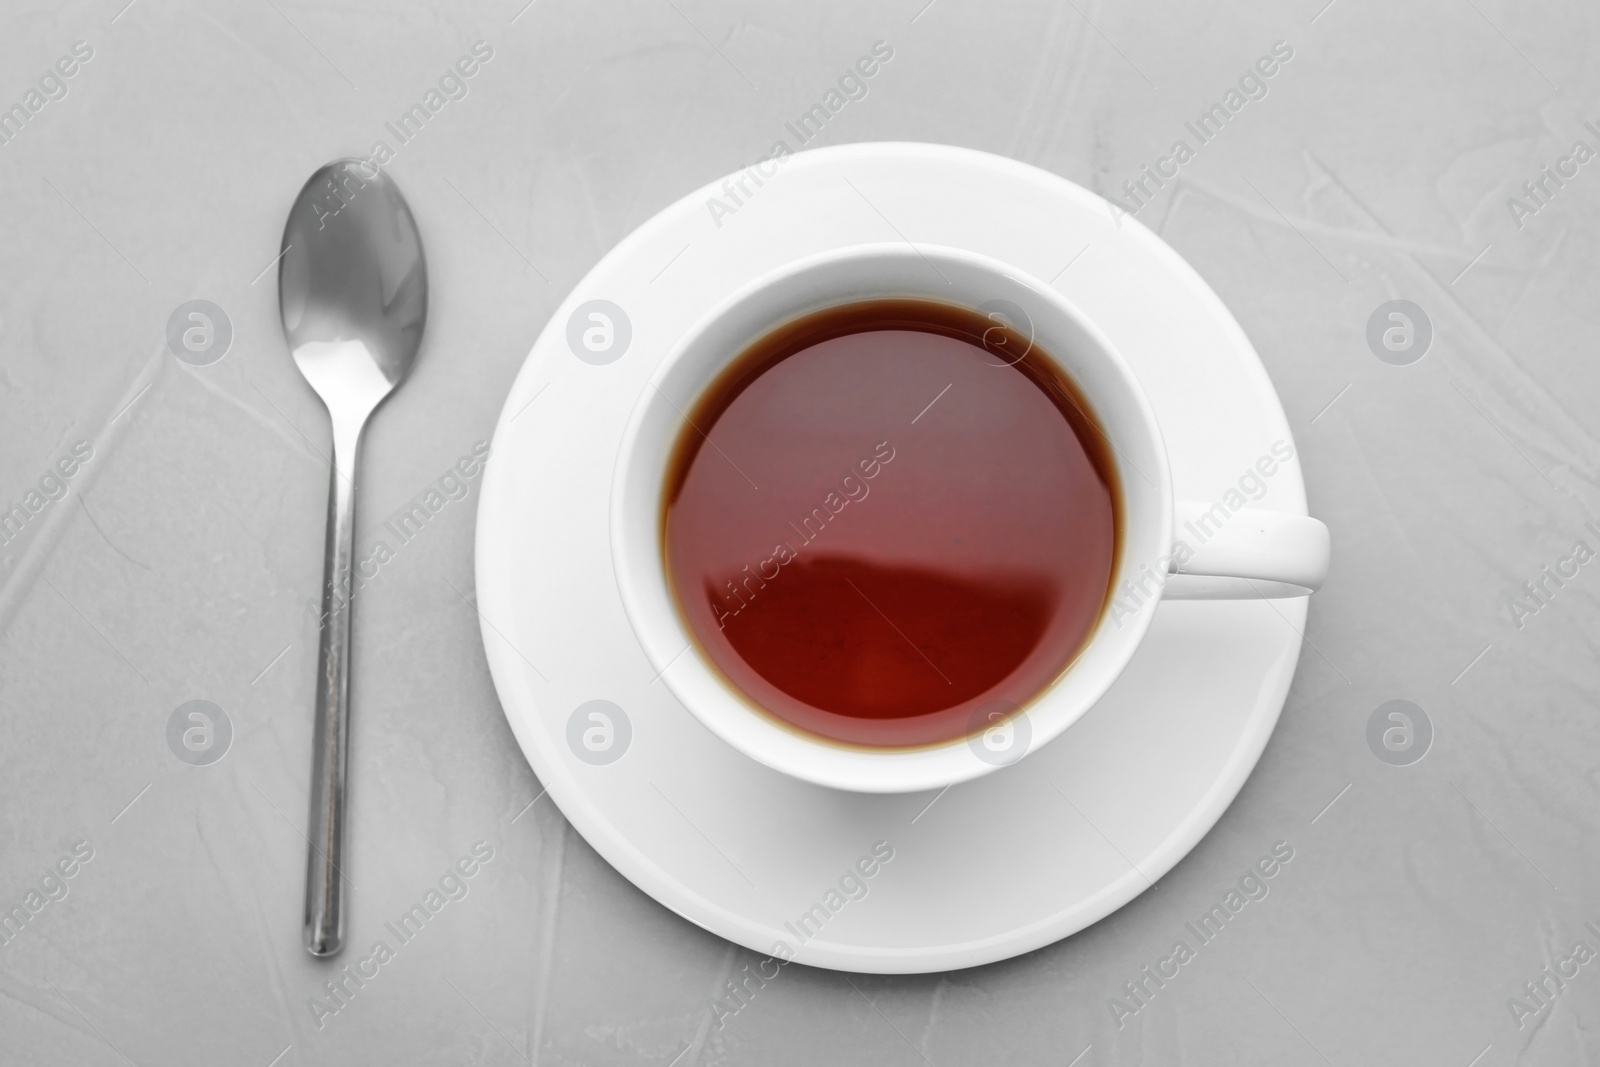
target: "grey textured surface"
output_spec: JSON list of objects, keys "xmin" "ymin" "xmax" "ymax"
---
[{"xmin": 1, "ymin": 1, "xmax": 1597, "ymax": 1064}]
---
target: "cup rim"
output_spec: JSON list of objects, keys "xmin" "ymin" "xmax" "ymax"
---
[{"xmin": 610, "ymin": 242, "xmax": 1173, "ymax": 793}]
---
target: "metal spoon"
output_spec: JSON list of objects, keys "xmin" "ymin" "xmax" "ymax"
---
[{"xmin": 279, "ymin": 159, "xmax": 427, "ymax": 957}]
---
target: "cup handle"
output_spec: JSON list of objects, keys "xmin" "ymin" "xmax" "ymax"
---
[{"xmin": 1163, "ymin": 501, "xmax": 1330, "ymax": 599}]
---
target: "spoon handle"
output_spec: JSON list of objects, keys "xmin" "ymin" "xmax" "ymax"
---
[{"xmin": 304, "ymin": 420, "xmax": 362, "ymax": 957}]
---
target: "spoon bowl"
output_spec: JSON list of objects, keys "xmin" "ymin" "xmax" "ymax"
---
[{"xmin": 281, "ymin": 159, "xmax": 427, "ymax": 418}]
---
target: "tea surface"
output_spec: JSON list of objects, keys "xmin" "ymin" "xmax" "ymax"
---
[{"xmin": 662, "ymin": 300, "xmax": 1118, "ymax": 748}]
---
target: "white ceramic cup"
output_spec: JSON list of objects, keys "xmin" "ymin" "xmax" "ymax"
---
[{"xmin": 612, "ymin": 244, "xmax": 1329, "ymax": 794}]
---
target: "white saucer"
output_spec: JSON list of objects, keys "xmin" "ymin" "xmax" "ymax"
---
[{"xmin": 475, "ymin": 143, "xmax": 1308, "ymax": 974}]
